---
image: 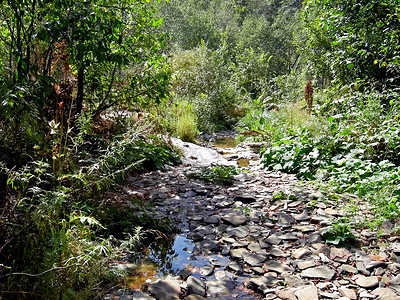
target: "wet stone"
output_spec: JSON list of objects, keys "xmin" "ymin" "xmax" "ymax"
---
[
  {"xmin": 200, "ymin": 265, "xmax": 214, "ymax": 276},
  {"xmin": 206, "ymin": 280, "xmax": 235, "ymax": 297},
  {"xmin": 187, "ymin": 276, "xmax": 206, "ymax": 296},
  {"xmin": 148, "ymin": 280, "xmax": 181, "ymax": 299},
  {"xmin": 197, "ymin": 240, "xmax": 219, "ymax": 252},
  {"xmin": 249, "ymin": 274, "xmax": 281, "ymax": 290}
]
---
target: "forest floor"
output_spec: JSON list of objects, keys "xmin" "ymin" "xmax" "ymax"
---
[{"xmin": 106, "ymin": 133, "xmax": 400, "ymax": 300}]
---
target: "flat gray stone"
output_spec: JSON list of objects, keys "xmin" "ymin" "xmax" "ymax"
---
[
  {"xmin": 277, "ymin": 213, "xmax": 294, "ymax": 226},
  {"xmin": 295, "ymin": 285, "xmax": 319, "ymax": 300},
  {"xmin": 355, "ymin": 275, "xmax": 379, "ymax": 288},
  {"xmin": 230, "ymin": 248, "xmax": 248, "ymax": 259},
  {"xmin": 248, "ymin": 242, "xmax": 262, "ymax": 252},
  {"xmin": 249, "ymin": 274, "xmax": 281, "ymax": 289},
  {"xmin": 226, "ymin": 226, "xmax": 249, "ymax": 238},
  {"xmin": 200, "ymin": 265, "xmax": 214, "ymax": 276},
  {"xmin": 148, "ymin": 280, "xmax": 181, "ymax": 298},
  {"xmin": 292, "ymin": 248, "xmax": 312, "ymax": 259},
  {"xmin": 264, "ymin": 260, "xmax": 292, "ymax": 273},
  {"xmin": 339, "ymin": 287, "xmax": 357, "ymax": 299},
  {"xmin": 221, "ymin": 213, "xmax": 247, "ymax": 226},
  {"xmin": 371, "ymin": 287, "xmax": 400, "ymax": 300},
  {"xmin": 204, "ymin": 215, "xmax": 220, "ymax": 224},
  {"xmin": 341, "ymin": 264, "xmax": 357, "ymax": 274},
  {"xmin": 284, "ymin": 275, "xmax": 307, "ymax": 288},
  {"xmin": 270, "ymin": 247, "xmax": 288, "ymax": 257},
  {"xmin": 207, "ymin": 279, "xmax": 235, "ymax": 296},
  {"xmin": 197, "ymin": 240, "xmax": 219, "ymax": 251},
  {"xmin": 242, "ymin": 252, "xmax": 267, "ymax": 267},
  {"xmin": 187, "ymin": 276, "xmax": 206, "ymax": 296},
  {"xmin": 301, "ymin": 266, "xmax": 335, "ymax": 280},
  {"xmin": 297, "ymin": 260, "xmax": 316, "ymax": 270},
  {"xmin": 186, "ymin": 295, "xmax": 207, "ymax": 300}
]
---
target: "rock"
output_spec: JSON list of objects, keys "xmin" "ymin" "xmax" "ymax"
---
[
  {"xmin": 204, "ymin": 215, "xmax": 220, "ymax": 224},
  {"xmin": 294, "ymin": 285, "xmax": 319, "ymax": 300},
  {"xmin": 309, "ymin": 191, "xmax": 323, "ymax": 199},
  {"xmin": 226, "ymin": 226, "xmax": 249, "ymax": 238},
  {"xmin": 284, "ymin": 275, "xmax": 307, "ymax": 288},
  {"xmin": 339, "ymin": 287, "xmax": 357, "ymax": 299},
  {"xmin": 270, "ymin": 247, "xmax": 288, "ymax": 257},
  {"xmin": 265, "ymin": 234, "xmax": 282, "ymax": 245},
  {"xmin": 148, "ymin": 280, "xmax": 181, "ymax": 299},
  {"xmin": 276, "ymin": 288, "xmax": 298, "ymax": 299},
  {"xmin": 301, "ymin": 266, "xmax": 336, "ymax": 280},
  {"xmin": 230, "ymin": 248, "xmax": 248, "ymax": 259},
  {"xmin": 371, "ymin": 287, "xmax": 400, "ymax": 300},
  {"xmin": 297, "ymin": 260, "xmax": 316, "ymax": 270},
  {"xmin": 356, "ymin": 262, "xmax": 370, "ymax": 275},
  {"xmin": 248, "ymin": 242, "xmax": 262, "ymax": 252},
  {"xmin": 186, "ymin": 295, "xmax": 207, "ymax": 300},
  {"xmin": 341, "ymin": 264, "xmax": 357, "ymax": 274},
  {"xmin": 206, "ymin": 280, "xmax": 235, "ymax": 296},
  {"xmin": 197, "ymin": 240, "xmax": 219, "ymax": 252},
  {"xmin": 249, "ymin": 274, "xmax": 281, "ymax": 290},
  {"xmin": 264, "ymin": 260, "xmax": 292, "ymax": 273},
  {"xmin": 277, "ymin": 213, "xmax": 295, "ymax": 226},
  {"xmin": 242, "ymin": 252, "xmax": 267, "ymax": 267},
  {"xmin": 187, "ymin": 276, "xmax": 206, "ymax": 296},
  {"xmin": 331, "ymin": 247, "xmax": 351, "ymax": 263},
  {"xmin": 200, "ymin": 265, "xmax": 214, "ymax": 276},
  {"xmin": 354, "ymin": 275, "xmax": 379, "ymax": 289},
  {"xmin": 292, "ymin": 248, "xmax": 312, "ymax": 259},
  {"xmin": 279, "ymin": 232, "xmax": 299, "ymax": 240},
  {"xmin": 221, "ymin": 212, "xmax": 247, "ymax": 226}
]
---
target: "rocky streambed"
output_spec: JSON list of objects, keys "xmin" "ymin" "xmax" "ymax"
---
[{"xmin": 106, "ymin": 136, "xmax": 400, "ymax": 300}]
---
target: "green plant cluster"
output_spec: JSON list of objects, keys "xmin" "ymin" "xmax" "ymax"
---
[{"xmin": 188, "ymin": 165, "xmax": 239, "ymax": 184}]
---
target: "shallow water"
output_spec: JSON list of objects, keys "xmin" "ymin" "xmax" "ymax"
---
[{"xmin": 212, "ymin": 137, "xmax": 238, "ymax": 149}]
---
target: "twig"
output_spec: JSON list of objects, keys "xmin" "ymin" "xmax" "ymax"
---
[{"xmin": 2, "ymin": 266, "xmax": 68, "ymax": 278}]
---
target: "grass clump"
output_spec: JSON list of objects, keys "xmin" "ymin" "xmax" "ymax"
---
[{"xmin": 188, "ymin": 165, "xmax": 239, "ymax": 184}]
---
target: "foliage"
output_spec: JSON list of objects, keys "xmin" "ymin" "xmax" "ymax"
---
[
  {"xmin": 301, "ymin": 0, "xmax": 400, "ymax": 90},
  {"xmin": 320, "ymin": 219, "xmax": 357, "ymax": 245},
  {"xmin": 188, "ymin": 165, "xmax": 239, "ymax": 184}
]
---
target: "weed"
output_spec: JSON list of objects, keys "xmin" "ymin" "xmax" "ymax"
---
[
  {"xmin": 320, "ymin": 218, "xmax": 357, "ymax": 245},
  {"xmin": 188, "ymin": 165, "xmax": 239, "ymax": 184}
]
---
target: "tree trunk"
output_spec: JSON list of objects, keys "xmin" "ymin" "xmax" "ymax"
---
[{"xmin": 76, "ymin": 66, "xmax": 84, "ymax": 115}]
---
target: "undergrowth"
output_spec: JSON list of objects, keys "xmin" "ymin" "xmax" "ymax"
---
[
  {"xmin": 0, "ymin": 115, "xmax": 180, "ymax": 298},
  {"xmin": 240, "ymin": 88, "xmax": 400, "ymax": 230}
]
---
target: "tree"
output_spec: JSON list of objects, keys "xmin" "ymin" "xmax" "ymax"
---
[
  {"xmin": 0, "ymin": 0, "xmax": 169, "ymax": 164},
  {"xmin": 301, "ymin": 0, "xmax": 400, "ymax": 90}
]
